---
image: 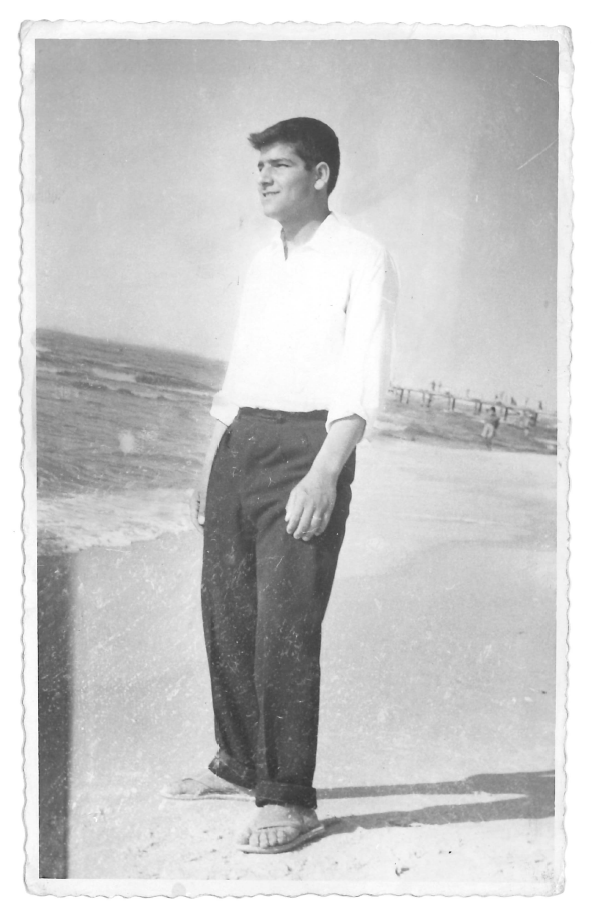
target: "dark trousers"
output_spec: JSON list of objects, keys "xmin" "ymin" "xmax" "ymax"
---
[{"xmin": 201, "ymin": 408, "xmax": 355, "ymax": 809}]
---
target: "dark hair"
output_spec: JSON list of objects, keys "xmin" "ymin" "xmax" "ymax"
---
[{"xmin": 248, "ymin": 117, "xmax": 340, "ymax": 196}]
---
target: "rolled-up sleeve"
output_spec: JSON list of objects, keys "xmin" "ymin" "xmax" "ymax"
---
[{"xmin": 327, "ymin": 247, "xmax": 398, "ymax": 434}]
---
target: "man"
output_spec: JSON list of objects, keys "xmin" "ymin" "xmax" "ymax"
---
[
  {"xmin": 164, "ymin": 117, "xmax": 397, "ymax": 853},
  {"xmin": 481, "ymin": 406, "xmax": 500, "ymax": 449}
]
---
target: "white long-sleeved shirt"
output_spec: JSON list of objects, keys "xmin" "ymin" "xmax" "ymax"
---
[{"xmin": 211, "ymin": 213, "xmax": 398, "ymax": 433}]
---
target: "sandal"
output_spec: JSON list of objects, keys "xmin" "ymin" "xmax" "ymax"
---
[
  {"xmin": 160, "ymin": 770, "xmax": 254, "ymax": 801},
  {"xmin": 237, "ymin": 805, "xmax": 325, "ymax": 854}
]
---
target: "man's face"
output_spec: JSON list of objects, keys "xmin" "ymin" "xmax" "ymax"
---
[{"xmin": 256, "ymin": 143, "xmax": 317, "ymax": 223}]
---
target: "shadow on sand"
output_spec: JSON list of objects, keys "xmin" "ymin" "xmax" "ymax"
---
[{"xmin": 318, "ymin": 771, "xmax": 554, "ymax": 835}]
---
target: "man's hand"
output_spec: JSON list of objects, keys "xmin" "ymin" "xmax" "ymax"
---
[
  {"xmin": 285, "ymin": 414, "xmax": 366, "ymax": 541},
  {"xmin": 190, "ymin": 419, "xmax": 229, "ymax": 532},
  {"xmin": 189, "ymin": 463, "xmax": 211, "ymax": 531},
  {"xmin": 285, "ymin": 466, "xmax": 338, "ymax": 541}
]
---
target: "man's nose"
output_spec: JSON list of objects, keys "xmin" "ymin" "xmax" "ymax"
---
[{"xmin": 258, "ymin": 166, "xmax": 272, "ymax": 187}]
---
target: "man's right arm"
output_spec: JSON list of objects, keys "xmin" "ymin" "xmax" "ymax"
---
[
  {"xmin": 191, "ymin": 419, "xmax": 228, "ymax": 530},
  {"xmin": 195, "ymin": 257, "xmax": 259, "ymax": 528}
]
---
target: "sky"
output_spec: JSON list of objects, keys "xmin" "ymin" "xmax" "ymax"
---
[{"xmin": 35, "ymin": 38, "xmax": 559, "ymax": 404}]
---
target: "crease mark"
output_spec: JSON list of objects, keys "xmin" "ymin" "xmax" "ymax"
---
[{"xmin": 517, "ymin": 139, "xmax": 558, "ymax": 171}]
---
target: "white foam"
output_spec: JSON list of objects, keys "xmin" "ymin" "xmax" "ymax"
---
[
  {"xmin": 91, "ymin": 367, "xmax": 138, "ymax": 384},
  {"xmin": 38, "ymin": 487, "xmax": 195, "ymax": 553}
]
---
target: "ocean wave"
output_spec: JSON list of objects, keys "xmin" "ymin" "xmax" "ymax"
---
[
  {"xmin": 36, "ymin": 329, "xmax": 221, "ymax": 506},
  {"xmin": 38, "ymin": 363, "xmax": 100, "ymax": 380},
  {"xmin": 134, "ymin": 371, "xmax": 215, "ymax": 393},
  {"xmin": 67, "ymin": 378, "xmax": 211, "ymax": 403},
  {"xmin": 101, "ymin": 383, "xmax": 199, "ymax": 402},
  {"xmin": 91, "ymin": 367, "xmax": 138, "ymax": 383},
  {"xmin": 37, "ymin": 487, "xmax": 196, "ymax": 554},
  {"xmin": 111, "ymin": 360, "xmax": 141, "ymax": 371},
  {"xmin": 37, "ymin": 364, "xmax": 62, "ymax": 375}
]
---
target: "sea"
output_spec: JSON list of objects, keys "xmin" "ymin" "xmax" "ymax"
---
[
  {"xmin": 36, "ymin": 329, "xmax": 226, "ymax": 555},
  {"xmin": 35, "ymin": 329, "xmax": 555, "ymax": 556}
]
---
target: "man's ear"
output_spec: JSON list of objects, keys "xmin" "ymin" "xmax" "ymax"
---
[{"xmin": 313, "ymin": 162, "xmax": 330, "ymax": 192}]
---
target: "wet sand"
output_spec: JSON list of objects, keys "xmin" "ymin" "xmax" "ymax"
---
[{"xmin": 36, "ymin": 437, "xmax": 559, "ymax": 895}]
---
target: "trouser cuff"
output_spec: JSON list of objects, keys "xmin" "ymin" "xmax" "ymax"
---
[
  {"xmin": 255, "ymin": 781, "xmax": 317, "ymax": 810},
  {"xmin": 208, "ymin": 751, "xmax": 256, "ymax": 790}
]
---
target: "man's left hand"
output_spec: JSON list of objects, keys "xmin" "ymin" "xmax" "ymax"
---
[{"xmin": 285, "ymin": 467, "xmax": 337, "ymax": 540}]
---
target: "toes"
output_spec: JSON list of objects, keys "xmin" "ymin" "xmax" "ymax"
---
[
  {"xmin": 274, "ymin": 827, "xmax": 292, "ymax": 847},
  {"xmin": 243, "ymin": 827, "xmax": 298, "ymax": 849},
  {"xmin": 249, "ymin": 831, "xmax": 268, "ymax": 849},
  {"xmin": 265, "ymin": 827, "xmax": 298, "ymax": 848},
  {"xmin": 239, "ymin": 806, "xmax": 316, "ymax": 851},
  {"xmin": 262, "ymin": 830, "xmax": 276, "ymax": 848}
]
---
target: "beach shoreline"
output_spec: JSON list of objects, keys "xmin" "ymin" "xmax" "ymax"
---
[{"xmin": 34, "ymin": 436, "xmax": 559, "ymax": 892}]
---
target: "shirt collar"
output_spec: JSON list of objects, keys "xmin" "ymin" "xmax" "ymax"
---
[{"xmin": 276, "ymin": 212, "xmax": 340, "ymax": 256}]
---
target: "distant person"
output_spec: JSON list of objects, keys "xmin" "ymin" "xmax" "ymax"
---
[
  {"xmin": 523, "ymin": 411, "xmax": 537, "ymax": 437},
  {"xmin": 481, "ymin": 407, "xmax": 499, "ymax": 449},
  {"xmin": 163, "ymin": 117, "xmax": 397, "ymax": 854}
]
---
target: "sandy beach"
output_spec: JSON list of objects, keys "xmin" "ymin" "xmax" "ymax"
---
[{"xmin": 36, "ymin": 435, "xmax": 559, "ymax": 895}]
